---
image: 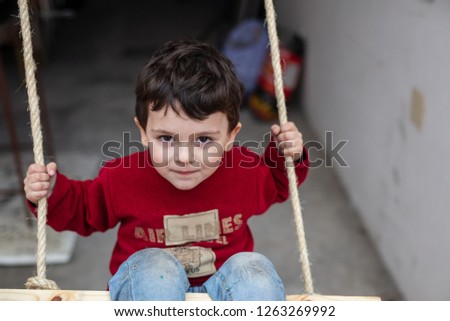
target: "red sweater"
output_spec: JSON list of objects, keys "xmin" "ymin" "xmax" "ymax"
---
[{"xmin": 39, "ymin": 142, "xmax": 309, "ymax": 286}]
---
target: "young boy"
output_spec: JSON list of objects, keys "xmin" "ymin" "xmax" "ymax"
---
[{"xmin": 24, "ymin": 39, "xmax": 309, "ymax": 301}]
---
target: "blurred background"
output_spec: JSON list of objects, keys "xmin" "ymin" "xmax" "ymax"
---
[{"xmin": 0, "ymin": 0, "xmax": 448, "ymax": 300}]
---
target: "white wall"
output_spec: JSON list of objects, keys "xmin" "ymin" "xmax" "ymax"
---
[{"xmin": 275, "ymin": 0, "xmax": 450, "ymax": 300}]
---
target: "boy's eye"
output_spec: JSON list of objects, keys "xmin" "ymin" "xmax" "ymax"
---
[
  {"xmin": 197, "ymin": 136, "xmax": 212, "ymax": 144},
  {"xmin": 158, "ymin": 135, "xmax": 173, "ymax": 143}
]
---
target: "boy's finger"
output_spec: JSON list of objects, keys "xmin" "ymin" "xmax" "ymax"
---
[
  {"xmin": 277, "ymin": 131, "xmax": 299, "ymax": 143},
  {"xmin": 28, "ymin": 190, "xmax": 48, "ymax": 201},
  {"xmin": 271, "ymin": 124, "xmax": 281, "ymax": 137},
  {"xmin": 278, "ymin": 141, "xmax": 294, "ymax": 150},
  {"xmin": 27, "ymin": 163, "xmax": 46, "ymax": 175},
  {"xmin": 282, "ymin": 147, "xmax": 303, "ymax": 160},
  {"xmin": 29, "ymin": 181, "xmax": 50, "ymax": 192},
  {"xmin": 280, "ymin": 122, "xmax": 297, "ymax": 132},
  {"xmin": 29, "ymin": 172, "xmax": 51, "ymax": 184}
]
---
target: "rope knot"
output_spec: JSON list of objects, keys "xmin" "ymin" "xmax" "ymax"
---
[{"xmin": 25, "ymin": 276, "xmax": 60, "ymax": 290}]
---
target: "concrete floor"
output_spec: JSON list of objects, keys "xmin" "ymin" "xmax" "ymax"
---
[{"xmin": 0, "ymin": 0, "xmax": 401, "ymax": 299}]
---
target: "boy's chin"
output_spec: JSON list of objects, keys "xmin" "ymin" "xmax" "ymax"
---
[{"xmin": 168, "ymin": 179, "xmax": 203, "ymax": 191}]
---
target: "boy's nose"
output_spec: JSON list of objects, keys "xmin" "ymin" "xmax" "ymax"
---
[{"xmin": 174, "ymin": 144, "xmax": 197, "ymax": 166}]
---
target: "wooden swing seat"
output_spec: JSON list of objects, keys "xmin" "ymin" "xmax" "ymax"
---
[{"xmin": 0, "ymin": 289, "xmax": 380, "ymax": 301}]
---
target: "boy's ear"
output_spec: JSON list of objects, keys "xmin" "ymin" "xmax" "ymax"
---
[
  {"xmin": 225, "ymin": 122, "xmax": 242, "ymax": 151},
  {"xmin": 134, "ymin": 117, "xmax": 148, "ymax": 147}
]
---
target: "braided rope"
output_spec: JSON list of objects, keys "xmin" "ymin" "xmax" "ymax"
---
[
  {"xmin": 264, "ymin": 0, "xmax": 314, "ymax": 294},
  {"xmin": 17, "ymin": 0, "xmax": 59, "ymax": 290}
]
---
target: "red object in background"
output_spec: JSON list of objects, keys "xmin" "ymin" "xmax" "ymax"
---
[
  {"xmin": 258, "ymin": 46, "xmax": 303, "ymax": 100},
  {"xmin": 249, "ymin": 35, "xmax": 305, "ymax": 121}
]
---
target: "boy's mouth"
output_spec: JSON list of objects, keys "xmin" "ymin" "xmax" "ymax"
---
[{"xmin": 172, "ymin": 170, "xmax": 198, "ymax": 176}]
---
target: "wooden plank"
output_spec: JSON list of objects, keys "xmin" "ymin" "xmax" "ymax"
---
[{"xmin": 0, "ymin": 289, "xmax": 380, "ymax": 301}]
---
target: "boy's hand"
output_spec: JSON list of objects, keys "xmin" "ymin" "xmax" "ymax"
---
[
  {"xmin": 271, "ymin": 122, "xmax": 304, "ymax": 162},
  {"xmin": 24, "ymin": 162, "xmax": 58, "ymax": 205}
]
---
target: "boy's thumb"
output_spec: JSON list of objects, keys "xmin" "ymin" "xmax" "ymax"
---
[{"xmin": 47, "ymin": 162, "xmax": 58, "ymax": 176}]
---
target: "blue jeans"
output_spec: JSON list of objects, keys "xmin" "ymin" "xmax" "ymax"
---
[{"xmin": 108, "ymin": 248, "xmax": 286, "ymax": 301}]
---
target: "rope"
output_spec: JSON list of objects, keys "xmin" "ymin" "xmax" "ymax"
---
[
  {"xmin": 17, "ymin": 0, "xmax": 59, "ymax": 290},
  {"xmin": 263, "ymin": 0, "xmax": 314, "ymax": 294}
]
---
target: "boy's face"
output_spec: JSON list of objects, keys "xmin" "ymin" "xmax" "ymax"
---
[{"xmin": 135, "ymin": 106, "xmax": 241, "ymax": 190}]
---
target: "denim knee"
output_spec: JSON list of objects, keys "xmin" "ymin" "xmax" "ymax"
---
[
  {"xmin": 205, "ymin": 252, "xmax": 285, "ymax": 301},
  {"xmin": 109, "ymin": 248, "xmax": 189, "ymax": 301}
]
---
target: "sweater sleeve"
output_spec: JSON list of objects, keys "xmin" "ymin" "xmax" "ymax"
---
[
  {"xmin": 27, "ymin": 166, "xmax": 119, "ymax": 236},
  {"xmin": 255, "ymin": 139, "xmax": 309, "ymax": 214}
]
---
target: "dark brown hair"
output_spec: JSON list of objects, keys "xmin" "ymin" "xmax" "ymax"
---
[{"xmin": 135, "ymin": 39, "xmax": 243, "ymax": 133}]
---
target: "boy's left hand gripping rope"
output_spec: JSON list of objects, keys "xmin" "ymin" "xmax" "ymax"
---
[{"xmin": 17, "ymin": 0, "xmax": 59, "ymax": 290}]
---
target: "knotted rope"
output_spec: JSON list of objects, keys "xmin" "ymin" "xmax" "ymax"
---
[
  {"xmin": 264, "ymin": 0, "xmax": 314, "ymax": 294},
  {"xmin": 17, "ymin": 0, "xmax": 59, "ymax": 290}
]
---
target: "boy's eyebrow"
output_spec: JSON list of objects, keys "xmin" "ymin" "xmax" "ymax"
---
[
  {"xmin": 151, "ymin": 129, "xmax": 175, "ymax": 135},
  {"xmin": 151, "ymin": 129, "xmax": 221, "ymax": 136},
  {"xmin": 192, "ymin": 130, "xmax": 221, "ymax": 136}
]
